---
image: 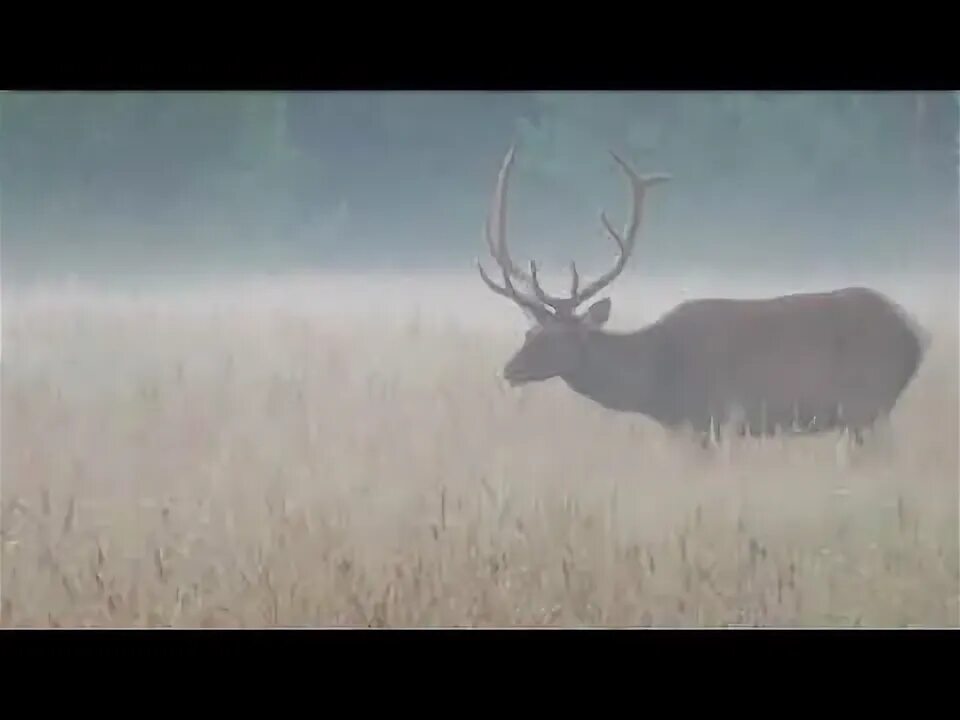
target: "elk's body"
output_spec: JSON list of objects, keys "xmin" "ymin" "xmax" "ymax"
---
[
  {"xmin": 477, "ymin": 145, "xmax": 928, "ymax": 442},
  {"xmin": 547, "ymin": 287, "xmax": 927, "ymax": 437}
]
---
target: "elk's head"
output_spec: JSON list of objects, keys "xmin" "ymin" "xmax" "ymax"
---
[{"xmin": 477, "ymin": 145, "xmax": 669, "ymax": 386}]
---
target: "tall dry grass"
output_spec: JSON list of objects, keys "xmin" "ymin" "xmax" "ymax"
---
[{"xmin": 1, "ymin": 272, "xmax": 957, "ymax": 627}]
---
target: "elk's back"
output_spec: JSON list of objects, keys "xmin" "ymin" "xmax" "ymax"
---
[{"xmin": 656, "ymin": 287, "xmax": 927, "ymax": 433}]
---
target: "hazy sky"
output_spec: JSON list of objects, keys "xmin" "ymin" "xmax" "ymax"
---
[{"xmin": 2, "ymin": 91, "xmax": 957, "ymax": 286}]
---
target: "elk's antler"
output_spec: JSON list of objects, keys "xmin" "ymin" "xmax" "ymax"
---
[
  {"xmin": 477, "ymin": 145, "xmax": 669, "ymax": 320},
  {"xmin": 476, "ymin": 145, "xmax": 556, "ymax": 323},
  {"xmin": 484, "ymin": 145, "xmax": 532, "ymax": 287},
  {"xmin": 573, "ymin": 152, "xmax": 670, "ymax": 307}
]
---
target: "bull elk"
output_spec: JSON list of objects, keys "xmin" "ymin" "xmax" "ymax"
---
[{"xmin": 477, "ymin": 145, "xmax": 929, "ymax": 443}]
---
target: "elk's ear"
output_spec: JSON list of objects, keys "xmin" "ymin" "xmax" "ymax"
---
[{"xmin": 583, "ymin": 298, "xmax": 611, "ymax": 326}]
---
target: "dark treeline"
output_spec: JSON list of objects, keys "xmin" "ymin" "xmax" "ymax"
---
[{"xmin": 1, "ymin": 91, "xmax": 957, "ymax": 284}]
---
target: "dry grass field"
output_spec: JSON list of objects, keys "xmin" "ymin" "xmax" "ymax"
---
[{"xmin": 1, "ymin": 271, "xmax": 958, "ymax": 627}]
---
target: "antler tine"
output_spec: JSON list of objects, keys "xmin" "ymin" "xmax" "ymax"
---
[
  {"xmin": 478, "ymin": 227, "xmax": 548, "ymax": 324},
  {"xmin": 476, "ymin": 144, "xmax": 558, "ymax": 322},
  {"xmin": 476, "ymin": 258, "xmax": 552, "ymax": 323},
  {"xmin": 569, "ymin": 261, "xmax": 580, "ymax": 298},
  {"xmin": 529, "ymin": 260, "xmax": 579, "ymax": 316},
  {"xmin": 574, "ymin": 151, "xmax": 669, "ymax": 306},
  {"xmin": 487, "ymin": 144, "xmax": 533, "ymax": 286},
  {"xmin": 489, "ymin": 144, "xmax": 584, "ymax": 317},
  {"xmin": 486, "ymin": 141, "xmax": 580, "ymax": 317}
]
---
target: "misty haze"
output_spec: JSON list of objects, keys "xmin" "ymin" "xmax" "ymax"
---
[{"xmin": 1, "ymin": 91, "xmax": 958, "ymax": 627}]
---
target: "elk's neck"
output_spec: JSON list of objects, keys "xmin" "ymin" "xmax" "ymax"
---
[{"xmin": 559, "ymin": 326, "xmax": 674, "ymax": 419}]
